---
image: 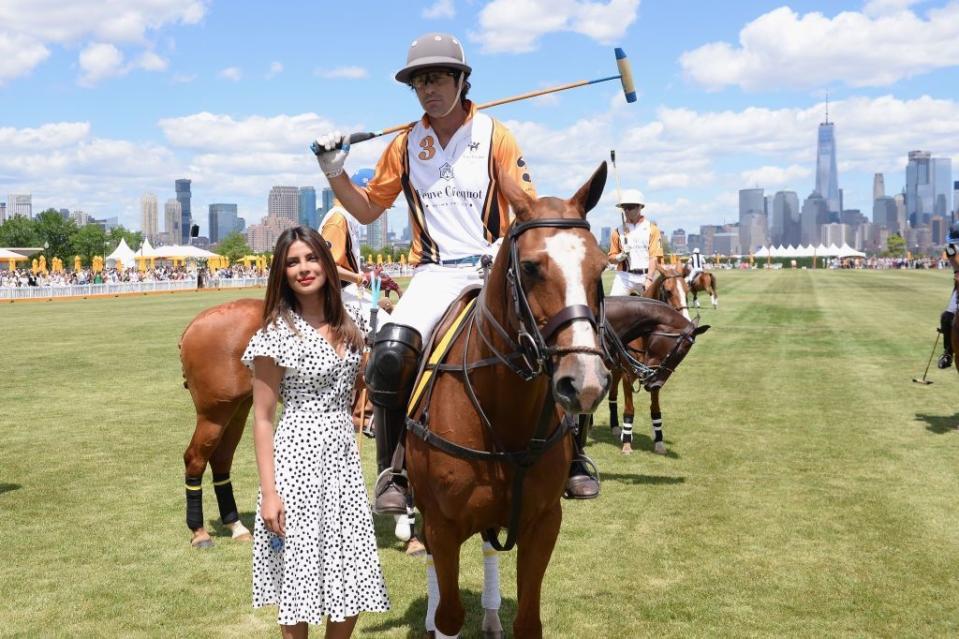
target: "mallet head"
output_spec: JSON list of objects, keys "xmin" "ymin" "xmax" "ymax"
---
[{"xmin": 615, "ymin": 48, "xmax": 637, "ymax": 103}]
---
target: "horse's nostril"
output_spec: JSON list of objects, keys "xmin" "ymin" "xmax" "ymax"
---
[{"xmin": 555, "ymin": 376, "xmax": 577, "ymax": 400}]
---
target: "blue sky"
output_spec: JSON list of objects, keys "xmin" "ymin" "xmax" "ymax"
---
[{"xmin": 3, "ymin": 0, "xmax": 958, "ymax": 240}]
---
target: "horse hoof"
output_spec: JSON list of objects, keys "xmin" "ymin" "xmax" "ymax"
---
[
  {"xmin": 406, "ymin": 537, "xmax": 427, "ymax": 557},
  {"xmin": 232, "ymin": 532, "xmax": 252, "ymax": 542},
  {"xmin": 653, "ymin": 441, "xmax": 667, "ymax": 455},
  {"xmin": 621, "ymin": 443, "xmax": 633, "ymax": 455}
]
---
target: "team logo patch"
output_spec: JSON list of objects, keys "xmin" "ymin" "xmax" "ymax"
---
[
  {"xmin": 439, "ymin": 162, "xmax": 454, "ymax": 181},
  {"xmin": 468, "ymin": 142, "xmax": 480, "ymax": 151}
]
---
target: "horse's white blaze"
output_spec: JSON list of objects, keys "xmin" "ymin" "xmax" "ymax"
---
[{"xmin": 543, "ymin": 233, "xmax": 605, "ymax": 395}]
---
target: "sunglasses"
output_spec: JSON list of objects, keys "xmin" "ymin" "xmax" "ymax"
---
[
  {"xmin": 622, "ymin": 204, "xmax": 644, "ymax": 211},
  {"xmin": 409, "ymin": 71, "xmax": 457, "ymax": 89}
]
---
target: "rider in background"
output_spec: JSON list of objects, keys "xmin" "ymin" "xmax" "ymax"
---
[
  {"xmin": 608, "ymin": 189, "xmax": 663, "ymax": 296},
  {"xmin": 937, "ymin": 223, "xmax": 959, "ymax": 369},
  {"xmin": 686, "ymin": 247, "xmax": 706, "ymax": 286}
]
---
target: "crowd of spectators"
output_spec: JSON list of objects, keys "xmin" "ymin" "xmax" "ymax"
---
[{"xmin": 0, "ymin": 264, "xmax": 268, "ymax": 289}]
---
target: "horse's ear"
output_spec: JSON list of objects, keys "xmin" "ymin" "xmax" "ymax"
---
[
  {"xmin": 694, "ymin": 324, "xmax": 710, "ymax": 335},
  {"xmin": 500, "ymin": 171, "xmax": 535, "ymax": 221},
  {"xmin": 570, "ymin": 161, "xmax": 608, "ymax": 217}
]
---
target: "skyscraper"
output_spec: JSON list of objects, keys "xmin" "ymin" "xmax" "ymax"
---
[
  {"xmin": 815, "ymin": 111, "xmax": 840, "ymax": 214},
  {"xmin": 366, "ymin": 216, "xmax": 389, "ymax": 251},
  {"xmin": 8, "ymin": 193, "xmax": 32, "ymax": 218},
  {"xmin": 905, "ymin": 151, "xmax": 953, "ymax": 226},
  {"xmin": 873, "ymin": 173, "xmax": 885, "ymax": 201},
  {"xmin": 738, "ymin": 188, "xmax": 765, "ymax": 252},
  {"xmin": 175, "ymin": 179, "xmax": 192, "ymax": 243},
  {"xmin": 209, "ymin": 203, "xmax": 239, "ymax": 243},
  {"xmin": 772, "ymin": 191, "xmax": 800, "ymax": 246},
  {"xmin": 801, "ymin": 191, "xmax": 828, "ymax": 245},
  {"xmin": 0, "ymin": 202, "xmax": 5, "ymax": 223},
  {"xmin": 141, "ymin": 193, "xmax": 158, "ymax": 241},
  {"xmin": 321, "ymin": 188, "xmax": 335, "ymax": 213},
  {"xmin": 165, "ymin": 199, "xmax": 182, "ymax": 244},
  {"xmin": 873, "ymin": 196, "xmax": 898, "ymax": 232},
  {"xmin": 298, "ymin": 187, "xmax": 317, "ymax": 228},
  {"xmin": 269, "ymin": 186, "xmax": 299, "ymax": 222},
  {"xmin": 954, "ymin": 180, "xmax": 959, "ymax": 220}
]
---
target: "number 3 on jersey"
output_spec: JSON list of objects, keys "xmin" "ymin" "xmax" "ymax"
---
[{"xmin": 418, "ymin": 135, "xmax": 436, "ymax": 161}]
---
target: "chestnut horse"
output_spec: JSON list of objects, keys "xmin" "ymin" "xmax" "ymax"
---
[
  {"xmin": 179, "ymin": 297, "xmax": 386, "ymax": 548},
  {"xmin": 687, "ymin": 267, "xmax": 719, "ymax": 309},
  {"xmin": 607, "ymin": 265, "xmax": 690, "ymax": 455},
  {"xmin": 403, "ymin": 164, "xmax": 707, "ymax": 638}
]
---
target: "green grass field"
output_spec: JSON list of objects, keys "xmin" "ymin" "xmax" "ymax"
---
[{"xmin": 3, "ymin": 269, "xmax": 959, "ymax": 638}]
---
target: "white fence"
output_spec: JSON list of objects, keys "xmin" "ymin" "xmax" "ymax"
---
[{"xmin": 1, "ymin": 277, "xmax": 268, "ymax": 300}]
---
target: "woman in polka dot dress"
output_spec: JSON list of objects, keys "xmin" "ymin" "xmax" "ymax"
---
[{"xmin": 242, "ymin": 226, "xmax": 389, "ymax": 638}]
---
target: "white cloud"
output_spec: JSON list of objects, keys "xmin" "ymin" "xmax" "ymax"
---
[
  {"xmin": 0, "ymin": 0, "xmax": 207, "ymax": 84},
  {"xmin": 218, "ymin": 66, "xmax": 242, "ymax": 81},
  {"xmin": 315, "ymin": 66, "xmax": 368, "ymax": 79},
  {"xmin": 680, "ymin": 3, "xmax": 959, "ymax": 91},
  {"xmin": 423, "ymin": 0, "xmax": 455, "ymax": 19},
  {"xmin": 648, "ymin": 173, "xmax": 697, "ymax": 189},
  {"xmin": 472, "ymin": 0, "xmax": 640, "ymax": 54},
  {"xmin": 78, "ymin": 42, "xmax": 125, "ymax": 87},
  {"xmin": 266, "ymin": 61, "xmax": 283, "ymax": 79},
  {"xmin": 136, "ymin": 51, "xmax": 168, "ymax": 72},
  {"xmin": 740, "ymin": 165, "xmax": 811, "ymax": 188}
]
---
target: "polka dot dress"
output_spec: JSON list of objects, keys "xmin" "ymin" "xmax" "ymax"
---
[{"xmin": 241, "ymin": 307, "xmax": 390, "ymax": 625}]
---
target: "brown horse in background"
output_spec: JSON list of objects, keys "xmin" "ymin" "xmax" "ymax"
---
[
  {"xmin": 686, "ymin": 267, "xmax": 719, "ymax": 309},
  {"xmin": 179, "ymin": 298, "xmax": 379, "ymax": 548},
  {"xmin": 606, "ymin": 266, "xmax": 691, "ymax": 455}
]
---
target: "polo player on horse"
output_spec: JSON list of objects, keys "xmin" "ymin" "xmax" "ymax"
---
[
  {"xmin": 313, "ymin": 32, "xmax": 601, "ymax": 516},
  {"xmin": 608, "ymin": 188, "xmax": 663, "ymax": 296}
]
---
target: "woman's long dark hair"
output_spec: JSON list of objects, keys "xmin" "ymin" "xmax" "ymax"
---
[{"xmin": 262, "ymin": 226, "xmax": 364, "ymax": 353}]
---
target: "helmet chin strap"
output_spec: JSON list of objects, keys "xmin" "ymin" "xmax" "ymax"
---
[{"xmin": 437, "ymin": 73, "xmax": 466, "ymax": 118}]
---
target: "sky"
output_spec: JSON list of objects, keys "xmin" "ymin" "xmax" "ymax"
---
[{"xmin": 2, "ymin": 0, "xmax": 959, "ymax": 240}]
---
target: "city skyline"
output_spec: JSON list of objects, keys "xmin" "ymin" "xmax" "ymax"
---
[{"xmin": 2, "ymin": 2, "xmax": 959, "ymax": 242}]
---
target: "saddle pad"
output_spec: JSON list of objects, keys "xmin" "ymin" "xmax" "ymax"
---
[{"xmin": 407, "ymin": 286, "xmax": 481, "ymax": 415}]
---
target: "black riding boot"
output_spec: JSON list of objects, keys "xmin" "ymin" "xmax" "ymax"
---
[
  {"xmin": 565, "ymin": 414, "xmax": 600, "ymax": 499},
  {"xmin": 939, "ymin": 311, "xmax": 954, "ymax": 369},
  {"xmin": 366, "ymin": 324, "xmax": 422, "ymax": 515}
]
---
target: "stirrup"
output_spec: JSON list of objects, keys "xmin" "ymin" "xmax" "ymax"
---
[{"xmin": 373, "ymin": 467, "xmax": 409, "ymax": 515}]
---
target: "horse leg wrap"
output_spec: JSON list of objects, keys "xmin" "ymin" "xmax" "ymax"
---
[
  {"xmin": 185, "ymin": 475, "xmax": 204, "ymax": 530},
  {"xmin": 212, "ymin": 473, "xmax": 240, "ymax": 525},
  {"xmin": 609, "ymin": 400, "xmax": 619, "ymax": 430},
  {"xmin": 425, "ymin": 555, "xmax": 439, "ymax": 633},
  {"xmin": 481, "ymin": 541, "xmax": 501, "ymax": 610},
  {"xmin": 621, "ymin": 417, "xmax": 633, "ymax": 444},
  {"xmin": 651, "ymin": 412, "xmax": 663, "ymax": 443}
]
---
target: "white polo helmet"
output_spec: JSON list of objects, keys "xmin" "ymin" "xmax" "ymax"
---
[
  {"xmin": 616, "ymin": 189, "xmax": 645, "ymax": 208},
  {"xmin": 693, "ymin": 248, "xmax": 700, "ymax": 254},
  {"xmin": 395, "ymin": 33, "xmax": 471, "ymax": 84}
]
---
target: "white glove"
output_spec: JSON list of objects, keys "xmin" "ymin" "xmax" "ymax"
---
[
  {"xmin": 613, "ymin": 252, "xmax": 628, "ymax": 263},
  {"xmin": 313, "ymin": 131, "xmax": 349, "ymax": 179}
]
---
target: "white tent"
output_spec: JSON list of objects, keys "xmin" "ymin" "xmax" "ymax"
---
[
  {"xmin": 136, "ymin": 238, "xmax": 156, "ymax": 257},
  {"xmin": 149, "ymin": 244, "xmax": 222, "ymax": 259},
  {"xmin": 755, "ymin": 246, "xmax": 770, "ymax": 257},
  {"xmin": 838, "ymin": 243, "xmax": 866, "ymax": 258},
  {"xmin": 106, "ymin": 238, "xmax": 136, "ymax": 266}
]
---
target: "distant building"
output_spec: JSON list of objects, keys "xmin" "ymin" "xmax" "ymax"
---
[
  {"xmin": 600, "ymin": 226, "xmax": 611, "ymax": 249},
  {"xmin": 164, "ymin": 199, "xmax": 182, "ymax": 244},
  {"xmin": 59, "ymin": 208, "xmax": 70, "ymax": 220},
  {"xmin": 175, "ymin": 179, "xmax": 192, "ymax": 244},
  {"xmin": 815, "ymin": 114, "xmax": 841, "ymax": 214},
  {"xmin": 873, "ymin": 173, "xmax": 885, "ymax": 201},
  {"xmin": 873, "ymin": 196, "xmax": 898, "ymax": 232},
  {"xmin": 141, "ymin": 193, "xmax": 158, "ymax": 242},
  {"xmin": 321, "ymin": 188, "xmax": 335, "ymax": 214},
  {"xmin": 8, "ymin": 193, "xmax": 32, "ymax": 218},
  {"xmin": 771, "ymin": 191, "xmax": 800, "ymax": 246},
  {"xmin": 298, "ymin": 187, "xmax": 317, "ymax": 228},
  {"xmin": 209, "ymin": 203, "xmax": 239, "ymax": 244},
  {"xmin": 0, "ymin": 202, "xmax": 5, "ymax": 223},
  {"xmin": 246, "ymin": 212, "xmax": 296, "ymax": 252},
  {"xmin": 906, "ymin": 151, "xmax": 952, "ymax": 226},
  {"xmin": 269, "ymin": 186, "xmax": 299, "ymax": 223},
  {"xmin": 72, "ymin": 210, "xmax": 91, "ymax": 226},
  {"xmin": 855, "ymin": 222, "xmax": 883, "ymax": 253},
  {"xmin": 739, "ymin": 188, "xmax": 766, "ymax": 252},
  {"xmin": 821, "ymin": 223, "xmax": 852, "ymax": 247},
  {"xmin": 931, "ymin": 215, "xmax": 947, "ymax": 245},
  {"xmin": 366, "ymin": 215, "xmax": 388, "ymax": 251},
  {"xmin": 800, "ymin": 191, "xmax": 829, "ymax": 245},
  {"xmin": 954, "ymin": 180, "xmax": 959, "ymax": 219},
  {"xmin": 670, "ymin": 228, "xmax": 687, "ymax": 254}
]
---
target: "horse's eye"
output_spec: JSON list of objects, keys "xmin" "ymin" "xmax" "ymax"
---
[{"xmin": 520, "ymin": 261, "xmax": 540, "ymax": 277}]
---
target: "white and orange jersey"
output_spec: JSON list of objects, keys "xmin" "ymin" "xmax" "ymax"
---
[
  {"xmin": 365, "ymin": 101, "xmax": 536, "ymax": 266},
  {"xmin": 609, "ymin": 218, "xmax": 663, "ymax": 272},
  {"xmin": 319, "ymin": 205, "xmax": 362, "ymax": 274}
]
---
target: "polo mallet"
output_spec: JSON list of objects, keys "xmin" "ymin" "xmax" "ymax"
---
[
  {"xmin": 913, "ymin": 331, "xmax": 940, "ymax": 385},
  {"xmin": 610, "ymin": 149, "xmax": 629, "ymax": 269},
  {"xmin": 312, "ymin": 48, "xmax": 637, "ymax": 154}
]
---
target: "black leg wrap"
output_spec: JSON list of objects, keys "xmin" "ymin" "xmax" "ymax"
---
[
  {"xmin": 185, "ymin": 475, "xmax": 204, "ymax": 531},
  {"xmin": 651, "ymin": 411, "xmax": 663, "ymax": 443},
  {"xmin": 609, "ymin": 400, "xmax": 619, "ymax": 430},
  {"xmin": 941, "ymin": 311, "xmax": 955, "ymax": 354},
  {"xmin": 622, "ymin": 416, "xmax": 633, "ymax": 444},
  {"xmin": 212, "ymin": 473, "xmax": 239, "ymax": 525}
]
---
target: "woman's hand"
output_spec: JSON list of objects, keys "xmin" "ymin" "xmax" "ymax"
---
[{"xmin": 261, "ymin": 491, "xmax": 286, "ymax": 537}]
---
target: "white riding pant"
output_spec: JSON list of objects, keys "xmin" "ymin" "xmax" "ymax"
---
[
  {"xmin": 686, "ymin": 268, "xmax": 703, "ymax": 285},
  {"xmin": 610, "ymin": 270, "xmax": 648, "ymax": 297},
  {"xmin": 386, "ymin": 263, "xmax": 483, "ymax": 342},
  {"xmin": 947, "ymin": 289, "xmax": 958, "ymax": 314}
]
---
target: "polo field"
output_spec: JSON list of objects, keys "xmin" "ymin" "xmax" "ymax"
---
[{"xmin": 3, "ymin": 269, "xmax": 959, "ymax": 637}]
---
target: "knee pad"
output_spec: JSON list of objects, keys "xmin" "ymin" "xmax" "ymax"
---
[{"xmin": 365, "ymin": 323, "xmax": 422, "ymax": 409}]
